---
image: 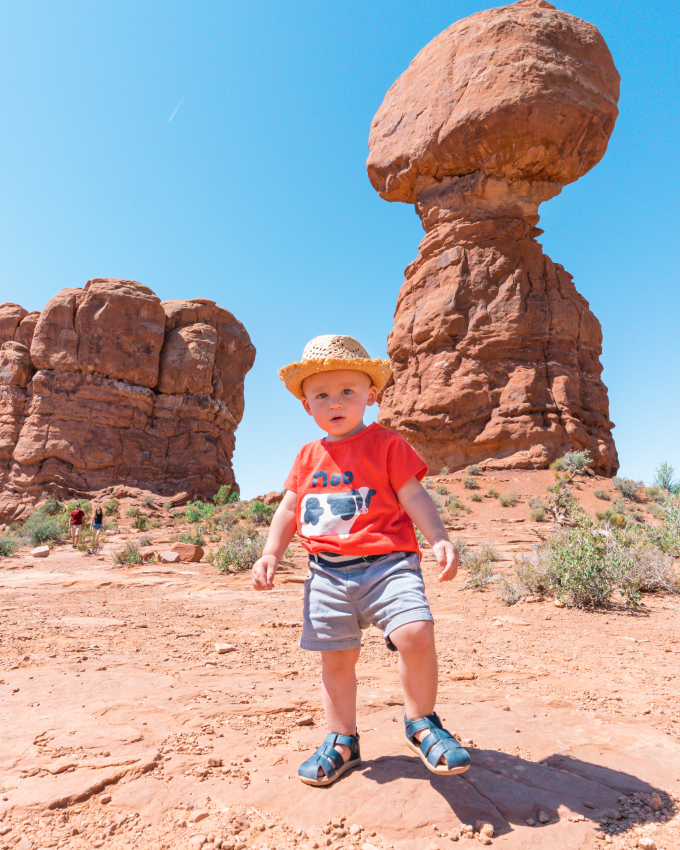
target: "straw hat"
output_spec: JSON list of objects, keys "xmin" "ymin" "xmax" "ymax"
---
[{"xmin": 279, "ymin": 335, "xmax": 392, "ymax": 400}]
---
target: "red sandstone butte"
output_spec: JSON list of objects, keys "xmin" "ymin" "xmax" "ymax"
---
[
  {"xmin": 0, "ymin": 280, "xmax": 255, "ymax": 522},
  {"xmin": 367, "ymin": 0, "xmax": 620, "ymax": 475}
]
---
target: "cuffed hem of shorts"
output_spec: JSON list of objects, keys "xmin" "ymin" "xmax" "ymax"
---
[
  {"xmin": 384, "ymin": 607, "xmax": 434, "ymax": 640},
  {"xmin": 299, "ymin": 636, "xmax": 362, "ymax": 652}
]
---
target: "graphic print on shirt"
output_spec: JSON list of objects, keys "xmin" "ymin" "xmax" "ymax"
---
[{"xmin": 300, "ymin": 487, "xmax": 377, "ymax": 539}]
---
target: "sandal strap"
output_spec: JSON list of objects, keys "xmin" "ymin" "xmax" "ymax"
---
[
  {"xmin": 298, "ymin": 732, "xmax": 361, "ymax": 782},
  {"xmin": 404, "ymin": 712, "xmax": 443, "ymax": 740},
  {"xmin": 405, "ymin": 713, "xmax": 469, "ymax": 771}
]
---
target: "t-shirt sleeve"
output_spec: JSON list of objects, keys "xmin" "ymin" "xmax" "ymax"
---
[
  {"xmin": 386, "ymin": 433, "xmax": 429, "ymax": 493},
  {"xmin": 283, "ymin": 450, "xmax": 301, "ymax": 494}
]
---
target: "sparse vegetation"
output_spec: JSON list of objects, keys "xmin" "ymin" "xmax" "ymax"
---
[
  {"xmin": 125, "ymin": 506, "xmax": 140, "ymax": 518},
  {"xmin": 179, "ymin": 527, "xmax": 205, "ymax": 546},
  {"xmin": 209, "ymin": 524, "xmax": 267, "ymax": 572},
  {"xmin": 653, "ymin": 462, "xmax": 680, "ymax": 495},
  {"xmin": 112, "ymin": 540, "xmax": 143, "ymax": 567},
  {"xmin": 460, "ymin": 544, "xmax": 501, "ymax": 590},
  {"xmin": 0, "ymin": 534, "xmax": 18, "ymax": 557},
  {"xmin": 648, "ymin": 496, "xmax": 680, "ymax": 558},
  {"xmin": 184, "ymin": 500, "xmax": 214, "ymax": 523},
  {"xmin": 247, "ymin": 500, "xmax": 275, "ymax": 526},
  {"xmin": 594, "ymin": 488, "xmax": 611, "ymax": 501},
  {"xmin": 499, "ymin": 492, "xmax": 518, "ymax": 508},
  {"xmin": 487, "ymin": 488, "xmax": 499, "ymax": 499},
  {"xmin": 596, "ymin": 506, "xmax": 627, "ymax": 528},
  {"xmin": 213, "ymin": 485, "xmax": 240, "ymax": 506},
  {"xmin": 612, "ymin": 477, "xmax": 642, "ymax": 502},
  {"xmin": 549, "ymin": 458, "xmax": 569, "ymax": 472},
  {"xmin": 439, "ymin": 466, "xmax": 449, "ymax": 475},
  {"xmin": 40, "ymin": 496, "xmax": 64, "ymax": 516},
  {"xmin": 466, "ymin": 464, "xmax": 482, "ymax": 476},
  {"xmin": 435, "ymin": 484, "xmax": 448, "ymax": 496},
  {"xmin": 143, "ymin": 496, "xmax": 155, "ymax": 508},
  {"xmin": 103, "ymin": 498, "xmax": 120, "ymax": 516},
  {"xmin": 138, "ymin": 534, "xmax": 152, "ymax": 547},
  {"xmin": 528, "ymin": 497, "xmax": 548, "ymax": 522},
  {"xmin": 22, "ymin": 509, "xmax": 65, "ymax": 546},
  {"xmin": 463, "ymin": 475, "xmax": 479, "ymax": 490},
  {"xmin": 446, "ymin": 494, "xmax": 471, "ymax": 515},
  {"xmin": 470, "ymin": 492, "xmax": 483, "ymax": 502},
  {"xmin": 131, "ymin": 513, "xmax": 149, "ymax": 531}
]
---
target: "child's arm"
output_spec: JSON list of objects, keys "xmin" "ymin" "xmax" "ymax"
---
[
  {"xmin": 397, "ymin": 477, "xmax": 459, "ymax": 583},
  {"xmin": 252, "ymin": 490, "xmax": 298, "ymax": 591}
]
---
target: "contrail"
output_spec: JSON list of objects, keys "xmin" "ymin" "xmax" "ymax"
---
[{"xmin": 168, "ymin": 96, "xmax": 184, "ymax": 123}]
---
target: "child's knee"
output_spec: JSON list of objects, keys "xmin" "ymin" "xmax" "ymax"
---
[
  {"xmin": 390, "ymin": 620, "xmax": 435, "ymax": 653},
  {"xmin": 321, "ymin": 648, "xmax": 359, "ymax": 673}
]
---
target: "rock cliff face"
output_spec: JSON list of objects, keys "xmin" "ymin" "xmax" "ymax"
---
[
  {"xmin": 0, "ymin": 280, "xmax": 255, "ymax": 520},
  {"xmin": 367, "ymin": 0, "xmax": 620, "ymax": 475}
]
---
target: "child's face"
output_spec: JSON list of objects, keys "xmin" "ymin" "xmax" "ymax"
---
[{"xmin": 301, "ymin": 369, "xmax": 377, "ymax": 441}]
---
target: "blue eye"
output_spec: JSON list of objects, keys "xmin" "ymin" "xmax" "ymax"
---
[{"xmin": 342, "ymin": 389, "xmax": 353, "ymax": 395}]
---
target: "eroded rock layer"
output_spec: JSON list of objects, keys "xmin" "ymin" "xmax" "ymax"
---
[
  {"xmin": 0, "ymin": 280, "xmax": 255, "ymax": 520},
  {"xmin": 367, "ymin": 0, "xmax": 619, "ymax": 474}
]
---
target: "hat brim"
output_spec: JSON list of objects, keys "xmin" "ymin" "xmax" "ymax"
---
[{"xmin": 279, "ymin": 357, "xmax": 392, "ymax": 400}]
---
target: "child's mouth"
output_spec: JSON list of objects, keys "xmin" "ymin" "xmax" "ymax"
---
[{"xmin": 330, "ymin": 416, "xmax": 345, "ymax": 422}]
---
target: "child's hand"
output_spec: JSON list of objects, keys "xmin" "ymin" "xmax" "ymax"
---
[
  {"xmin": 252, "ymin": 554, "xmax": 279, "ymax": 591},
  {"xmin": 432, "ymin": 539, "xmax": 459, "ymax": 582}
]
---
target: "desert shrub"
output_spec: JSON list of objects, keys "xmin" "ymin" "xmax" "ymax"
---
[
  {"xmin": 40, "ymin": 496, "xmax": 64, "ymax": 516},
  {"xmin": 209, "ymin": 524, "xmax": 266, "ymax": 572},
  {"xmin": 563, "ymin": 450, "xmax": 591, "ymax": 474},
  {"xmin": 463, "ymin": 476, "xmax": 479, "ymax": 490},
  {"xmin": 452, "ymin": 537, "xmax": 468, "ymax": 560},
  {"xmin": 163, "ymin": 502, "xmax": 172, "ymax": 511},
  {"xmin": 247, "ymin": 500, "xmax": 275, "ymax": 526},
  {"xmin": 143, "ymin": 496, "xmax": 155, "ymax": 508},
  {"xmin": 466, "ymin": 464, "xmax": 482, "ymax": 476},
  {"xmin": 644, "ymin": 485, "xmax": 664, "ymax": 503},
  {"xmin": 594, "ymin": 488, "xmax": 611, "ymax": 501},
  {"xmin": 513, "ymin": 549, "xmax": 558, "ymax": 598},
  {"xmin": 648, "ymin": 503, "xmax": 665, "ymax": 520},
  {"xmin": 550, "ymin": 458, "xmax": 569, "ymax": 472},
  {"xmin": 653, "ymin": 462, "xmax": 680, "ymax": 494},
  {"xmin": 439, "ymin": 466, "xmax": 450, "ymax": 475},
  {"xmin": 647, "ymin": 496, "xmax": 680, "ymax": 558},
  {"xmin": 612, "ymin": 477, "xmax": 641, "ymax": 502},
  {"xmin": 596, "ymin": 506, "xmax": 627, "ymax": 528},
  {"xmin": 423, "ymin": 479, "xmax": 434, "ymax": 491},
  {"xmin": 131, "ymin": 514, "xmax": 149, "ymax": 531},
  {"xmin": 487, "ymin": 488, "xmax": 500, "ymax": 499},
  {"xmin": 0, "ymin": 535, "xmax": 18, "ymax": 557},
  {"xmin": 496, "ymin": 572, "xmax": 524, "ymax": 606},
  {"xmin": 213, "ymin": 485, "xmax": 240, "ymax": 506},
  {"xmin": 528, "ymin": 496, "xmax": 547, "ymax": 521},
  {"xmin": 622, "ymin": 543, "xmax": 679, "ymax": 594},
  {"xmin": 180, "ymin": 526, "xmax": 205, "ymax": 546},
  {"xmin": 470, "ymin": 492, "xmax": 483, "ymax": 503},
  {"xmin": 446, "ymin": 494, "xmax": 471, "ymax": 515},
  {"xmin": 499, "ymin": 492, "xmax": 518, "ymax": 508},
  {"xmin": 436, "ymin": 484, "xmax": 448, "ymax": 496},
  {"xmin": 185, "ymin": 500, "xmax": 214, "ymax": 523},
  {"xmin": 112, "ymin": 541, "xmax": 143, "ymax": 567},
  {"xmin": 103, "ymin": 498, "xmax": 120, "ymax": 516},
  {"xmin": 148, "ymin": 518, "xmax": 161, "ymax": 529},
  {"xmin": 125, "ymin": 506, "xmax": 140, "ymax": 518},
  {"xmin": 460, "ymin": 544, "xmax": 500, "ymax": 590},
  {"xmin": 138, "ymin": 534, "xmax": 152, "ymax": 547},
  {"xmin": 22, "ymin": 510, "xmax": 65, "ymax": 546}
]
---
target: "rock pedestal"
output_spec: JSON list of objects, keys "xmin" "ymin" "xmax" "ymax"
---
[
  {"xmin": 0, "ymin": 280, "xmax": 255, "ymax": 521},
  {"xmin": 367, "ymin": 0, "xmax": 620, "ymax": 474}
]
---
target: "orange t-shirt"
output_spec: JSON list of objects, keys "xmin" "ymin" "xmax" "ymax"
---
[{"xmin": 283, "ymin": 423, "xmax": 428, "ymax": 558}]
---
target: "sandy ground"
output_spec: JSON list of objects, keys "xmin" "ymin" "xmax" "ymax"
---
[{"xmin": 1, "ymin": 470, "xmax": 679, "ymax": 850}]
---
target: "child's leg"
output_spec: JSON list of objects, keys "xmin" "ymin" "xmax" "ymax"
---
[
  {"xmin": 320, "ymin": 647, "xmax": 360, "ymax": 767},
  {"xmin": 389, "ymin": 620, "xmax": 439, "ymax": 741}
]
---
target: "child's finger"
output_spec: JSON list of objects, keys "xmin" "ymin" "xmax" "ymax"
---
[{"xmin": 266, "ymin": 562, "xmax": 277, "ymax": 588}]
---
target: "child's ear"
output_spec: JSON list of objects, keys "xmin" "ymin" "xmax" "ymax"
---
[
  {"xmin": 366, "ymin": 385, "xmax": 378, "ymax": 406},
  {"xmin": 301, "ymin": 398, "xmax": 313, "ymax": 416}
]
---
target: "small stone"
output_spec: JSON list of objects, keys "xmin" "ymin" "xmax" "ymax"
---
[
  {"xmin": 537, "ymin": 811, "xmax": 550, "ymax": 824},
  {"xmin": 525, "ymin": 819, "xmax": 535, "ymax": 827},
  {"xmin": 595, "ymin": 832, "xmax": 605, "ymax": 840},
  {"xmin": 30, "ymin": 545, "xmax": 49, "ymax": 558},
  {"xmin": 584, "ymin": 802, "xmax": 594, "ymax": 809},
  {"xmin": 296, "ymin": 715, "xmax": 314, "ymax": 726},
  {"xmin": 100, "ymin": 794, "xmax": 112, "ymax": 804},
  {"xmin": 158, "ymin": 550, "xmax": 181, "ymax": 563},
  {"xmin": 208, "ymin": 757, "xmax": 223, "ymax": 767},
  {"xmin": 349, "ymin": 825, "xmax": 363, "ymax": 835},
  {"xmin": 637, "ymin": 838, "xmax": 656, "ymax": 849},
  {"xmin": 189, "ymin": 837, "xmax": 207, "ymax": 850},
  {"xmin": 215, "ymin": 644, "xmax": 236, "ymax": 654},
  {"xmin": 190, "ymin": 811, "xmax": 210, "ymax": 823},
  {"xmin": 474, "ymin": 822, "xmax": 493, "ymax": 838},
  {"xmin": 649, "ymin": 792, "xmax": 663, "ymax": 812},
  {"xmin": 553, "ymin": 599, "xmax": 566, "ymax": 608}
]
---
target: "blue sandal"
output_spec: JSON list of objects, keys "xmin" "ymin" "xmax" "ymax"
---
[
  {"xmin": 298, "ymin": 732, "xmax": 361, "ymax": 786},
  {"xmin": 405, "ymin": 713, "xmax": 471, "ymax": 775}
]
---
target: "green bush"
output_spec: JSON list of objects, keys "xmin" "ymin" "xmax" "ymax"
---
[
  {"xmin": 530, "ymin": 506, "xmax": 547, "ymax": 522},
  {"xmin": 143, "ymin": 496, "xmax": 155, "ymax": 508},
  {"xmin": 103, "ymin": 498, "xmax": 120, "ymax": 516},
  {"xmin": 209, "ymin": 525, "xmax": 267, "ymax": 572},
  {"xmin": 180, "ymin": 527, "xmax": 205, "ymax": 546},
  {"xmin": 488, "ymin": 488, "xmax": 500, "ymax": 499},
  {"xmin": 563, "ymin": 450, "xmax": 591, "ymax": 474},
  {"xmin": 185, "ymin": 500, "xmax": 214, "ymax": 523},
  {"xmin": 125, "ymin": 506, "xmax": 140, "ymax": 518},
  {"xmin": 612, "ymin": 477, "xmax": 641, "ymax": 502},
  {"xmin": 163, "ymin": 502, "xmax": 172, "ymax": 511},
  {"xmin": 460, "ymin": 544, "xmax": 500, "ymax": 590},
  {"xmin": 22, "ymin": 510, "xmax": 65, "ymax": 546},
  {"xmin": 0, "ymin": 535, "xmax": 18, "ymax": 557},
  {"xmin": 653, "ymin": 462, "xmax": 679, "ymax": 494},
  {"xmin": 138, "ymin": 534, "xmax": 152, "ymax": 547},
  {"xmin": 647, "ymin": 496, "xmax": 680, "ymax": 558},
  {"xmin": 470, "ymin": 492, "xmax": 483, "ymax": 503},
  {"xmin": 550, "ymin": 458, "xmax": 569, "ymax": 472},
  {"xmin": 499, "ymin": 492, "xmax": 518, "ymax": 508},
  {"xmin": 112, "ymin": 541, "xmax": 143, "ymax": 567},
  {"xmin": 466, "ymin": 464, "xmax": 482, "ymax": 476},
  {"xmin": 131, "ymin": 514, "xmax": 149, "ymax": 531},
  {"xmin": 247, "ymin": 500, "xmax": 275, "ymax": 526},
  {"xmin": 596, "ymin": 507, "xmax": 627, "ymax": 528},
  {"xmin": 594, "ymin": 488, "xmax": 611, "ymax": 501},
  {"xmin": 213, "ymin": 485, "xmax": 240, "ymax": 506},
  {"xmin": 40, "ymin": 496, "xmax": 64, "ymax": 516},
  {"xmin": 463, "ymin": 476, "xmax": 479, "ymax": 490},
  {"xmin": 648, "ymin": 503, "xmax": 665, "ymax": 520},
  {"xmin": 435, "ymin": 484, "xmax": 448, "ymax": 496},
  {"xmin": 446, "ymin": 494, "xmax": 471, "ymax": 515}
]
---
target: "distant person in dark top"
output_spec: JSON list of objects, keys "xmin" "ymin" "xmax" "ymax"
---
[
  {"xmin": 70, "ymin": 503, "xmax": 85, "ymax": 549},
  {"xmin": 91, "ymin": 506, "xmax": 104, "ymax": 547}
]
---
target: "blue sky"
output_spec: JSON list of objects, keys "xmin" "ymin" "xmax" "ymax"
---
[{"xmin": 0, "ymin": 0, "xmax": 677, "ymax": 498}]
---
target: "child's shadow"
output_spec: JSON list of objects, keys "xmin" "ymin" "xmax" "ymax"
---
[{"xmin": 359, "ymin": 748, "xmax": 675, "ymax": 838}]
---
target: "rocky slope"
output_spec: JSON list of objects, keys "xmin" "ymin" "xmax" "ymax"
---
[
  {"xmin": 0, "ymin": 279, "xmax": 255, "ymax": 521},
  {"xmin": 367, "ymin": 0, "xmax": 620, "ymax": 475}
]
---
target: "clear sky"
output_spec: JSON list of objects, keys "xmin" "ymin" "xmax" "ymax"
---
[{"xmin": 0, "ymin": 0, "xmax": 677, "ymax": 498}]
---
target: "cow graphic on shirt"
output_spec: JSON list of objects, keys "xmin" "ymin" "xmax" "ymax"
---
[{"xmin": 300, "ymin": 487, "xmax": 377, "ymax": 539}]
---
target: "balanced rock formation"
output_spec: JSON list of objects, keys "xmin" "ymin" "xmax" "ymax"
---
[
  {"xmin": 0, "ymin": 280, "xmax": 255, "ymax": 521},
  {"xmin": 367, "ymin": 0, "xmax": 619, "ymax": 474}
]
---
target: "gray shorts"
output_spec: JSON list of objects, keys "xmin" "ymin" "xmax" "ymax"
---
[{"xmin": 300, "ymin": 550, "xmax": 434, "ymax": 652}]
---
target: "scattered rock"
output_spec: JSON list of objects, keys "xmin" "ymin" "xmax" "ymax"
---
[
  {"xmin": 30, "ymin": 546, "xmax": 49, "ymax": 558},
  {"xmin": 170, "ymin": 542, "xmax": 205, "ymax": 562},
  {"xmin": 215, "ymin": 644, "xmax": 236, "ymax": 654},
  {"xmin": 349, "ymin": 825, "xmax": 363, "ymax": 835},
  {"xmin": 189, "ymin": 811, "xmax": 209, "ymax": 824},
  {"xmin": 296, "ymin": 715, "xmax": 314, "ymax": 726},
  {"xmin": 158, "ymin": 551, "xmax": 181, "ymax": 564},
  {"xmin": 474, "ymin": 822, "xmax": 494, "ymax": 838},
  {"xmin": 554, "ymin": 599, "xmax": 566, "ymax": 609},
  {"xmin": 537, "ymin": 811, "xmax": 550, "ymax": 824},
  {"xmin": 649, "ymin": 792, "xmax": 663, "ymax": 811},
  {"xmin": 637, "ymin": 839, "xmax": 656, "ymax": 850}
]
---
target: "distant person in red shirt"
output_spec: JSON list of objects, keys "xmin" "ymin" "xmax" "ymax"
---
[
  {"xmin": 252, "ymin": 335, "xmax": 470, "ymax": 787},
  {"xmin": 70, "ymin": 503, "xmax": 85, "ymax": 548}
]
